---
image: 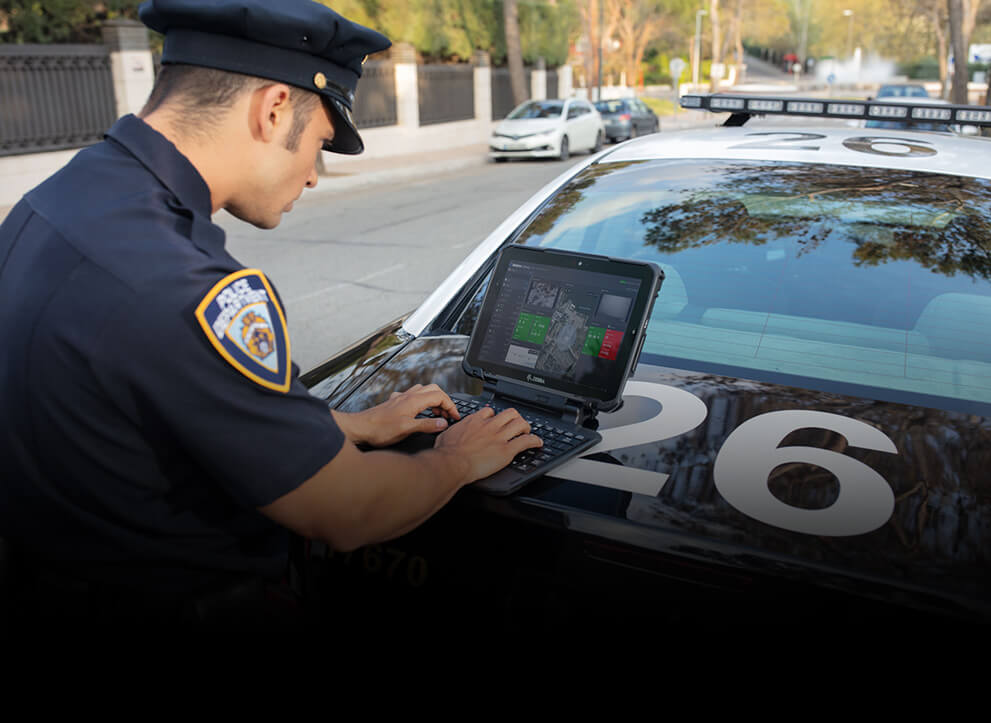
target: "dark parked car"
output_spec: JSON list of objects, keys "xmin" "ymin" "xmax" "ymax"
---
[
  {"xmin": 594, "ymin": 97, "xmax": 659, "ymax": 142},
  {"xmin": 875, "ymin": 83, "xmax": 931, "ymax": 99}
]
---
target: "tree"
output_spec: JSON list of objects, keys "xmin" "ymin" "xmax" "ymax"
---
[
  {"xmin": 949, "ymin": 0, "xmax": 987, "ymax": 102},
  {"xmin": 577, "ymin": 0, "xmax": 618, "ymax": 98},
  {"xmin": 612, "ymin": 0, "xmax": 666, "ymax": 89},
  {"xmin": 787, "ymin": 0, "xmax": 814, "ymax": 66},
  {"xmin": 0, "ymin": 1, "xmax": 142, "ymax": 44},
  {"xmin": 929, "ymin": 0, "xmax": 951, "ymax": 98},
  {"xmin": 504, "ymin": 0, "xmax": 527, "ymax": 104},
  {"xmin": 709, "ymin": 0, "xmax": 721, "ymax": 91},
  {"xmin": 949, "ymin": 0, "xmax": 970, "ymax": 102},
  {"xmin": 726, "ymin": 0, "xmax": 745, "ymax": 84}
]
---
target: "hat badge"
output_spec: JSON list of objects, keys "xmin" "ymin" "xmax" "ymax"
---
[{"xmin": 313, "ymin": 72, "xmax": 327, "ymax": 90}]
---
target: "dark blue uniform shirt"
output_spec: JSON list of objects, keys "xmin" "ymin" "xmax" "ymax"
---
[{"xmin": 0, "ymin": 115, "xmax": 346, "ymax": 596}]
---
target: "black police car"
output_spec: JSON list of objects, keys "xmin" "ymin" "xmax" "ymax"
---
[{"xmin": 296, "ymin": 95, "xmax": 991, "ymax": 628}]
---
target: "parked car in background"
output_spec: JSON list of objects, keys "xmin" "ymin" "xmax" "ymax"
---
[
  {"xmin": 489, "ymin": 98, "xmax": 604, "ymax": 162},
  {"xmin": 594, "ymin": 97, "xmax": 659, "ymax": 142},
  {"xmin": 874, "ymin": 83, "xmax": 931, "ymax": 99}
]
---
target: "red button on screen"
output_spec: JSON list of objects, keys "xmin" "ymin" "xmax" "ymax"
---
[{"xmin": 598, "ymin": 329, "xmax": 623, "ymax": 360}]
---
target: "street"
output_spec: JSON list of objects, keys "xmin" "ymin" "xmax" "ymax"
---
[{"xmin": 218, "ymin": 155, "xmax": 579, "ymax": 371}]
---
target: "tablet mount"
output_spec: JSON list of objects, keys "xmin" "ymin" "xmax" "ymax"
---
[{"xmin": 481, "ymin": 378, "xmax": 604, "ymax": 430}]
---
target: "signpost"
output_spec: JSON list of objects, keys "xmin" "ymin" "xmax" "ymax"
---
[{"xmin": 669, "ymin": 57, "xmax": 687, "ymax": 101}]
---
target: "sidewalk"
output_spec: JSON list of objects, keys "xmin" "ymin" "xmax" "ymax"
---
[{"xmin": 312, "ymin": 141, "xmax": 491, "ymax": 195}]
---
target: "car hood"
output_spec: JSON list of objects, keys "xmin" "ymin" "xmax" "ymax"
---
[
  {"xmin": 494, "ymin": 118, "xmax": 561, "ymax": 137},
  {"xmin": 319, "ymin": 333, "xmax": 991, "ymax": 621}
]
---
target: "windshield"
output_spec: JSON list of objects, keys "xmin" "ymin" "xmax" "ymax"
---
[
  {"xmin": 507, "ymin": 100, "xmax": 564, "ymax": 119},
  {"xmin": 877, "ymin": 85, "xmax": 930, "ymax": 98},
  {"xmin": 470, "ymin": 160, "xmax": 991, "ymax": 413}
]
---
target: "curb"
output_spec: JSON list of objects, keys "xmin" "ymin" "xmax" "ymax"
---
[{"xmin": 311, "ymin": 151, "xmax": 490, "ymax": 195}]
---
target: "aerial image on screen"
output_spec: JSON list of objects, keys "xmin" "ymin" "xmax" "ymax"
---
[{"xmin": 477, "ymin": 260, "xmax": 639, "ymax": 389}]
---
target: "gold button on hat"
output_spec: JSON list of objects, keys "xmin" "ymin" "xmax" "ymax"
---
[{"xmin": 313, "ymin": 72, "xmax": 327, "ymax": 89}]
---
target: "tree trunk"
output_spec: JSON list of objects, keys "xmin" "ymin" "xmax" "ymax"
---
[
  {"xmin": 948, "ymin": 0, "xmax": 969, "ymax": 104},
  {"xmin": 504, "ymin": 0, "xmax": 527, "ymax": 106},
  {"xmin": 732, "ymin": 0, "xmax": 744, "ymax": 84},
  {"xmin": 708, "ymin": 0, "xmax": 721, "ymax": 92},
  {"xmin": 932, "ymin": 4, "xmax": 949, "ymax": 99}
]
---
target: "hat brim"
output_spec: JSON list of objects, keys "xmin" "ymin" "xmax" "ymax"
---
[{"xmin": 322, "ymin": 96, "xmax": 364, "ymax": 155}]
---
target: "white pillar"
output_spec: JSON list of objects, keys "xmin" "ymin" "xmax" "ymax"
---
[
  {"xmin": 392, "ymin": 42, "xmax": 419, "ymax": 129},
  {"xmin": 473, "ymin": 50, "xmax": 492, "ymax": 125},
  {"xmin": 558, "ymin": 65, "xmax": 574, "ymax": 98},
  {"xmin": 531, "ymin": 57, "xmax": 547, "ymax": 100},
  {"xmin": 101, "ymin": 19, "xmax": 154, "ymax": 118}
]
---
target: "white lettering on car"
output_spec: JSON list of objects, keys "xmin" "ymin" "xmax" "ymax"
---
[
  {"xmin": 728, "ymin": 131, "xmax": 939, "ymax": 159},
  {"xmin": 729, "ymin": 132, "xmax": 826, "ymax": 151},
  {"xmin": 555, "ymin": 382, "xmax": 899, "ymax": 537},
  {"xmin": 555, "ymin": 380, "xmax": 708, "ymax": 496},
  {"xmin": 842, "ymin": 136, "xmax": 937, "ymax": 157},
  {"xmin": 713, "ymin": 410, "xmax": 897, "ymax": 536}
]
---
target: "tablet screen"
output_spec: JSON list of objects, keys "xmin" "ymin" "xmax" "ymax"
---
[{"xmin": 465, "ymin": 245, "xmax": 662, "ymax": 406}]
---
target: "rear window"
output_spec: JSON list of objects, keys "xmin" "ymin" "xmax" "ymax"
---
[
  {"xmin": 498, "ymin": 159, "xmax": 991, "ymax": 413},
  {"xmin": 594, "ymin": 100, "xmax": 627, "ymax": 114},
  {"xmin": 877, "ymin": 85, "xmax": 930, "ymax": 98}
]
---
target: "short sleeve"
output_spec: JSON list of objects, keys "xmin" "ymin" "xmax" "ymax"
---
[{"xmin": 94, "ymin": 269, "xmax": 346, "ymax": 507}]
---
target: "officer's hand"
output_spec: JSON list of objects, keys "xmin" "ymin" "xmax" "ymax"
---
[
  {"xmin": 434, "ymin": 406, "xmax": 542, "ymax": 483},
  {"xmin": 338, "ymin": 383, "xmax": 461, "ymax": 447}
]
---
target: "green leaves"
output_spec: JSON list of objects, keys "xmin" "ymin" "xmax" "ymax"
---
[{"xmin": 0, "ymin": 0, "xmax": 143, "ymax": 44}]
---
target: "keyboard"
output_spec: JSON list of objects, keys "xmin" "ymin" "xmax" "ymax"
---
[{"xmin": 417, "ymin": 394, "xmax": 594, "ymax": 474}]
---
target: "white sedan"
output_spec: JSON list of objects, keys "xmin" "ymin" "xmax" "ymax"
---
[{"xmin": 489, "ymin": 98, "xmax": 605, "ymax": 162}]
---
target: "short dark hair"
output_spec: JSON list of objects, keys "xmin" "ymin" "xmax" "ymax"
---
[{"xmin": 140, "ymin": 64, "xmax": 323, "ymax": 151}]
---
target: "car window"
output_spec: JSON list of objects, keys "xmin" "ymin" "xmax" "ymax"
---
[
  {"xmin": 507, "ymin": 100, "xmax": 564, "ymax": 119},
  {"xmin": 567, "ymin": 105, "xmax": 582, "ymax": 119},
  {"xmin": 595, "ymin": 100, "xmax": 626, "ymax": 114},
  {"xmin": 877, "ymin": 85, "xmax": 930, "ymax": 98},
  {"xmin": 457, "ymin": 159, "xmax": 991, "ymax": 413}
]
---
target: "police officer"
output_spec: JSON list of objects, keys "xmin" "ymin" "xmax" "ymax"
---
[{"xmin": 0, "ymin": 0, "xmax": 542, "ymax": 633}]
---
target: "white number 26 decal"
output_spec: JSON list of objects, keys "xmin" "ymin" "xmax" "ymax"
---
[{"xmin": 555, "ymin": 382, "xmax": 898, "ymax": 537}]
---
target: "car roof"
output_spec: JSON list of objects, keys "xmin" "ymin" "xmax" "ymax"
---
[{"xmin": 600, "ymin": 122, "xmax": 991, "ymax": 179}]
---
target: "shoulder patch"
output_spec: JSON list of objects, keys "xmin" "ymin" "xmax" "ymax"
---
[{"xmin": 194, "ymin": 269, "xmax": 292, "ymax": 393}]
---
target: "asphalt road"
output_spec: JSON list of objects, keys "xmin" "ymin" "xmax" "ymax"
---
[{"xmin": 218, "ymin": 155, "xmax": 580, "ymax": 371}]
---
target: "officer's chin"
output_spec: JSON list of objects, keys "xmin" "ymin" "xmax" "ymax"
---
[{"xmin": 225, "ymin": 203, "xmax": 283, "ymax": 230}]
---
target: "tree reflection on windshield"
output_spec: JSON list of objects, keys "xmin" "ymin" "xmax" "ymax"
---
[{"xmin": 635, "ymin": 164, "xmax": 991, "ymax": 281}]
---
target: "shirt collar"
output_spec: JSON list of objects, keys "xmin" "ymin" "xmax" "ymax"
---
[{"xmin": 105, "ymin": 114, "xmax": 214, "ymax": 220}]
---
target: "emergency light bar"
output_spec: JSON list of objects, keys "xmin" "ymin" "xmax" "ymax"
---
[{"xmin": 680, "ymin": 93, "xmax": 991, "ymax": 127}]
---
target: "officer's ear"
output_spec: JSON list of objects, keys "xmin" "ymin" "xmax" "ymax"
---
[{"xmin": 250, "ymin": 83, "xmax": 294, "ymax": 146}]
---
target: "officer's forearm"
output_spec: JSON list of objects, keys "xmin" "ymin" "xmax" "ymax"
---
[{"xmin": 259, "ymin": 441, "xmax": 472, "ymax": 552}]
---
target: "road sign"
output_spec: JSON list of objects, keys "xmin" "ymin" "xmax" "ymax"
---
[{"xmin": 669, "ymin": 57, "xmax": 687, "ymax": 80}]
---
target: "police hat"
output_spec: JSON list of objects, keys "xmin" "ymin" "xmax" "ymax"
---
[{"xmin": 138, "ymin": 0, "xmax": 391, "ymax": 155}]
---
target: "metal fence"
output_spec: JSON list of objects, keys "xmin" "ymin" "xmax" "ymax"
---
[
  {"xmin": 353, "ymin": 61, "xmax": 397, "ymax": 129},
  {"xmin": 417, "ymin": 64, "xmax": 474, "ymax": 126},
  {"xmin": 0, "ymin": 45, "xmax": 117, "ymax": 157},
  {"xmin": 491, "ymin": 67, "xmax": 532, "ymax": 119}
]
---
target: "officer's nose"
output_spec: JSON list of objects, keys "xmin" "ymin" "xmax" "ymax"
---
[{"xmin": 305, "ymin": 162, "xmax": 318, "ymax": 189}]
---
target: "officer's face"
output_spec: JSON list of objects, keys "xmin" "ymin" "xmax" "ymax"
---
[{"xmin": 230, "ymin": 98, "xmax": 334, "ymax": 229}]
